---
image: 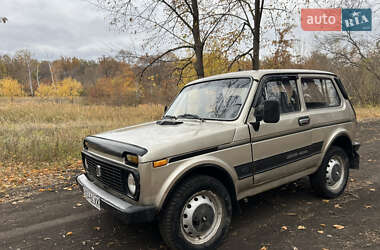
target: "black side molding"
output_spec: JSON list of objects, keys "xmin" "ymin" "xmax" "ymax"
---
[
  {"xmin": 254, "ymin": 142, "xmax": 324, "ymax": 174},
  {"xmin": 85, "ymin": 136, "xmax": 148, "ymax": 157},
  {"xmin": 235, "ymin": 163, "xmax": 254, "ymax": 180}
]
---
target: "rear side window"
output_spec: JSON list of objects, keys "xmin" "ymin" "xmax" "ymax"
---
[
  {"xmin": 257, "ymin": 78, "xmax": 301, "ymax": 114},
  {"xmin": 301, "ymin": 78, "xmax": 341, "ymax": 109}
]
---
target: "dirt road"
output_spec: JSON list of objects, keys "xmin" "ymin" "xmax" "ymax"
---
[{"xmin": 1, "ymin": 120, "xmax": 379, "ymax": 250}]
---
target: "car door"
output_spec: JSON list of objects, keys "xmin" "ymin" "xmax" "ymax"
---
[{"xmin": 248, "ymin": 74, "xmax": 316, "ymax": 186}]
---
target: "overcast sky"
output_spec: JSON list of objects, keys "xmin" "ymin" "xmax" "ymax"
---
[
  {"xmin": 0, "ymin": 0, "xmax": 143, "ymax": 60},
  {"xmin": 0, "ymin": 0, "xmax": 378, "ymax": 61}
]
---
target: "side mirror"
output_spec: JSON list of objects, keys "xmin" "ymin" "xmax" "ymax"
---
[
  {"xmin": 164, "ymin": 105, "xmax": 168, "ymax": 113},
  {"xmin": 263, "ymin": 100, "xmax": 280, "ymax": 123}
]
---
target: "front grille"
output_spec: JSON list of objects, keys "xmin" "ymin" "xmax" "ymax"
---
[{"xmin": 85, "ymin": 155, "xmax": 127, "ymax": 194}]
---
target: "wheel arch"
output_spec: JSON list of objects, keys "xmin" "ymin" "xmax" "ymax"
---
[
  {"xmin": 158, "ymin": 163, "xmax": 238, "ymax": 212},
  {"xmin": 322, "ymin": 130, "xmax": 354, "ymax": 167}
]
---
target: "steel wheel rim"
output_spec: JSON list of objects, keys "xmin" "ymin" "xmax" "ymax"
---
[
  {"xmin": 180, "ymin": 190, "xmax": 223, "ymax": 245},
  {"xmin": 325, "ymin": 155, "xmax": 345, "ymax": 192}
]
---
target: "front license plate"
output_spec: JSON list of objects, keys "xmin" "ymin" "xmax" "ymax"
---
[{"xmin": 83, "ymin": 187, "xmax": 101, "ymax": 210}]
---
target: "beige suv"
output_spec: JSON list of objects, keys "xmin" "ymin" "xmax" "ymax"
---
[{"xmin": 77, "ymin": 69, "xmax": 360, "ymax": 250}]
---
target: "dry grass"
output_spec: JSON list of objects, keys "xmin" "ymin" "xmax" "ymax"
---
[
  {"xmin": 355, "ymin": 106, "xmax": 380, "ymax": 121},
  {"xmin": 0, "ymin": 99, "xmax": 163, "ymax": 165}
]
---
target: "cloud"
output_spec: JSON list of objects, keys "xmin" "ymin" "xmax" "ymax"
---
[{"xmin": 0, "ymin": 0, "xmax": 140, "ymax": 60}]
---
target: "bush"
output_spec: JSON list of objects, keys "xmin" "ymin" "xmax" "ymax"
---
[
  {"xmin": 0, "ymin": 77, "xmax": 24, "ymax": 98},
  {"xmin": 36, "ymin": 77, "xmax": 83, "ymax": 99}
]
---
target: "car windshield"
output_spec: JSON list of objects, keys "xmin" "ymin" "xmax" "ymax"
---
[{"xmin": 165, "ymin": 78, "xmax": 252, "ymax": 121}]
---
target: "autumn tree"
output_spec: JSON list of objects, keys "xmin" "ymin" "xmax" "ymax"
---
[
  {"xmin": 56, "ymin": 77, "xmax": 83, "ymax": 97},
  {"xmin": 261, "ymin": 24, "xmax": 297, "ymax": 69},
  {"xmin": 35, "ymin": 84, "xmax": 56, "ymax": 98},
  {"xmin": 179, "ymin": 44, "xmax": 241, "ymax": 83},
  {"xmin": 95, "ymin": 0, "xmax": 235, "ymax": 79},
  {"xmin": 35, "ymin": 77, "xmax": 83, "ymax": 101},
  {"xmin": 89, "ymin": 65, "xmax": 138, "ymax": 105},
  {"xmin": 14, "ymin": 50, "xmax": 35, "ymax": 96},
  {"xmin": 0, "ymin": 77, "xmax": 24, "ymax": 100},
  {"xmin": 223, "ymin": 0, "xmax": 300, "ymax": 70}
]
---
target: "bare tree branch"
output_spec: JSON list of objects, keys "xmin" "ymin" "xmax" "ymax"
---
[{"xmin": 140, "ymin": 45, "xmax": 193, "ymax": 79}]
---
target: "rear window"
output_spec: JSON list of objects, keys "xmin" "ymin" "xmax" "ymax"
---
[{"xmin": 301, "ymin": 78, "xmax": 341, "ymax": 109}]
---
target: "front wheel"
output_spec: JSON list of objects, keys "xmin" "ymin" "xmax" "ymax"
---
[
  {"xmin": 159, "ymin": 175, "xmax": 232, "ymax": 250},
  {"xmin": 310, "ymin": 146, "xmax": 349, "ymax": 198}
]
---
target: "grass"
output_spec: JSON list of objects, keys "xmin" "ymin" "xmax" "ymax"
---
[
  {"xmin": 0, "ymin": 99, "xmax": 163, "ymax": 165},
  {"xmin": 355, "ymin": 106, "xmax": 380, "ymax": 121}
]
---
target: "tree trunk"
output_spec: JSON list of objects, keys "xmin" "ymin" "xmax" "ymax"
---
[
  {"xmin": 27, "ymin": 62, "xmax": 33, "ymax": 96},
  {"xmin": 252, "ymin": 0, "xmax": 262, "ymax": 70},
  {"xmin": 48, "ymin": 62, "xmax": 55, "ymax": 86},
  {"xmin": 191, "ymin": 0, "xmax": 205, "ymax": 78},
  {"xmin": 36, "ymin": 63, "xmax": 40, "ymax": 88}
]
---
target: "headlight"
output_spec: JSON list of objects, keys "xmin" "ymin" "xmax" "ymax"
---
[
  {"xmin": 127, "ymin": 173, "xmax": 136, "ymax": 195},
  {"xmin": 125, "ymin": 154, "xmax": 138, "ymax": 166}
]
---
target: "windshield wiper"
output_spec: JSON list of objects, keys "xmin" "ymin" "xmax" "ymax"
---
[
  {"xmin": 177, "ymin": 113, "xmax": 204, "ymax": 121},
  {"xmin": 162, "ymin": 115, "xmax": 177, "ymax": 120}
]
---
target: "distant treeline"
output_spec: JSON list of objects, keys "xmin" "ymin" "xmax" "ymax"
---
[{"xmin": 0, "ymin": 46, "xmax": 379, "ymax": 105}]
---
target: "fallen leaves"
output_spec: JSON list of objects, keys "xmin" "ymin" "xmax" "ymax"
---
[
  {"xmin": 286, "ymin": 212, "xmax": 297, "ymax": 216},
  {"xmin": 281, "ymin": 226, "xmax": 288, "ymax": 231},
  {"xmin": 322, "ymin": 199, "xmax": 330, "ymax": 203},
  {"xmin": 334, "ymin": 204, "xmax": 342, "ymax": 209},
  {"xmin": 333, "ymin": 224, "xmax": 345, "ymax": 230},
  {"xmin": 369, "ymin": 188, "xmax": 376, "ymax": 192},
  {"xmin": 94, "ymin": 226, "xmax": 101, "ymax": 231},
  {"xmin": 0, "ymin": 160, "xmax": 83, "ymax": 203},
  {"xmin": 297, "ymin": 225, "xmax": 306, "ymax": 230},
  {"xmin": 317, "ymin": 230, "xmax": 324, "ymax": 234},
  {"xmin": 364, "ymin": 205, "xmax": 372, "ymax": 209},
  {"xmin": 66, "ymin": 231, "xmax": 73, "ymax": 236},
  {"xmin": 260, "ymin": 246, "xmax": 268, "ymax": 250}
]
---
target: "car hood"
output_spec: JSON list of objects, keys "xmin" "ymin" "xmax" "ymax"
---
[{"xmin": 93, "ymin": 120, "xmax": 237, "ymax": 162}]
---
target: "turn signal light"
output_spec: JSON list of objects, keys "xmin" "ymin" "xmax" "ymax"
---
[{"xmin": 153, "ymin": 159, "xmax": 168, "ymax": 168}]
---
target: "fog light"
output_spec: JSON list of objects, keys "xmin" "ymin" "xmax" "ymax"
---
[{"xmin": 127, "ymin": 173, "xmax": 136, "ymax": 195}]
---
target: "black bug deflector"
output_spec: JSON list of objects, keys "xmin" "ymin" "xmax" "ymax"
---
[{"xmin": 84, "ymin": 136, "xmax": 148, "ymax": 157}]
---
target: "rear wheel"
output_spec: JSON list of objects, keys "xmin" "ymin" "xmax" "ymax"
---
[
  {"xmin": 310, "ymin": 146, "xmax": 349, "ymax": 198},
  {"xmin": 159, "ymin": 175, "xmax": 232, "ymax": 250}
]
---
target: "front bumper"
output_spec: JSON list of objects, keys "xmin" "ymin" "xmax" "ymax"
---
[
  {"xmin": 352, "ymin": 142, "xmax": 360, "ymax": 169},
  {"xmin": 76, "ymin": 174, "xmax": 156, "ymax": 224}
]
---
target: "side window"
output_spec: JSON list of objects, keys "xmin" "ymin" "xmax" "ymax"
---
[
  {"xmin": 302, "ymin": 78, "xmax": 341, "ymax": 109},
  {"xmin": 258, "ymin": 78, "xmax": 300, "ymax": 114}
]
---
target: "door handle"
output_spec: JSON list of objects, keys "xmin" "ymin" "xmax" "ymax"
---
[{"xmin": 298, "ymin": 116, "xmax": 310, "ymax": 126}]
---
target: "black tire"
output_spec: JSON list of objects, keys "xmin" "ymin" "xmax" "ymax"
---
[
  {"xmin": 159, "ymin": 175, "xmax": 232, "ymax": 250},
  {"xmin": 310, "ymin": 146, "xmax": 349, "ymax": 198}
]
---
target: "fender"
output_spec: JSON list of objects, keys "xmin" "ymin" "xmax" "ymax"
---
[
  {"xmin": 155, "ymin": 155, "xmax": 239, "ymax": 210},
  {"xmin": 317, "ymin": 128, "xmax": 353, "ymax": 167}
]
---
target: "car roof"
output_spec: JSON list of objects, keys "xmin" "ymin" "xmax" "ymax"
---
[{"xmin": 186, "ymin": 69, "xmax": 336, "ymax": 86}]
